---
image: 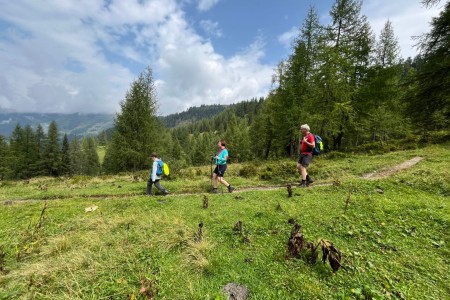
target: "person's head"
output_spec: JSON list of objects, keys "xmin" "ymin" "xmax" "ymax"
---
[
  {"xmin": 218, "ymin": 140, "xmax": 226, "ymax": 148},
  {"xmin": 151, "ymin": 152, "xmax": 158, "ymax": 161},
  {"xmin": 300, "ymin": 124, "xmax": 310, "ymax": 135}
]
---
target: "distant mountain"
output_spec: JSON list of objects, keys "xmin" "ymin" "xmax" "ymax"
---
[
  {"xmin": 159, "ymin": 104, "xmax": 227, "ymax": 128},
  {"xmin": 0, "ymin": 113, "xmax": 114, "ymax": 137},
  {"xmin": 0, "ymin": 103, "xmax": 251, "ymax": 137}
]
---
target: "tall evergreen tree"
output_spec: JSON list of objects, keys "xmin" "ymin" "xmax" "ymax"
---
[
  {"xmin": 61, "ymin": 134, "xmax": 71, "ymax": 175},
  {"xmin": 34, "ymin": 124, "xmax": 47, "ymax": 176},
  {"xmin": 318, "ymin": 0, "xmax": 374, "ymax": 148},
  {"xmin": 104, "ymin": 67, "xmax": 160, "ymax": 172},
  {"xmin": 9, "ymin": 124, "xmax": 26, "ymax": 178},
  {"xmin": 22, "ymin": 125, "xmax": 38, "ymax": 178},
  {"xmin": 355, "ymin": 19, "xmax": 406, "ymax": 143},
  {"xmin": 69, "ymin": 136, "xmax": 85, "ymax": 175},
  {"xmin": 83, "ymin": 137, "xmax": 100, "ymax": 175},
  {"xmin": 44, "ymin": 121, "xmax": 62, "ymax": 176},
  {"xmin": 375, "ymin": 20, "xmax": 400, "ymax": 67},
  {"xmin": 408, "ymin": 1, "xmax": 450, "ymax": 129},
  {"xmin": 0, "ymin": 135, "xmax": 12, "ymax": 180}
]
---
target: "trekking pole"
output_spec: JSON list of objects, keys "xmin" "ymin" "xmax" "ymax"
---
[{"xmin": 210, "ymin": 155, "xmax": 213, "ymax": 189}]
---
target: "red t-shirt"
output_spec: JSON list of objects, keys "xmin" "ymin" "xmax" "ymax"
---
[{"xmin": 301, "ymin": 133, "xmax": 315, "ymax": 154}]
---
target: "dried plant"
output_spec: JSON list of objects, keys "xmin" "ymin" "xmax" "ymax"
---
[
  {"xmin": 202, "ymin": 195, "xmax": 208, "ymax": 209},
  {"xmin": 139, "ymin": 278, "xmax": 155, "ymax": 300},
  {"xmin": 195, "ymin": 222, "xmax": 203, "ymax": 243},
  {"xmin": 287, "ymin": 183, "xmax": 293, "ymax": 197},
  {"xmin": 286, "ymin": 220, "xmax": 346, "ymax": 273},
  {"xmin": 320, "ymin": 239, "xmax": 346, "ymax": 273},
  {"xmin": 233, "ymin": 221, "xmax": 243, "ymax": 233}
]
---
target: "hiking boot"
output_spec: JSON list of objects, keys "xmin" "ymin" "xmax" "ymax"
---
[
  {"xmin": 211, "ymin": 188, "xmax": 218, "ymax": 194},
  {"xmin": 306, "ymin": 175, "xmax": 314, "ymax": 186},
  {"xmin": 300, "ymin": 180, "xmax": 307, "ymax": 188},
  {"xmin": 163, "ymin": 190, "xmax": 169, "ymax": 196},
  {"xmin": 228, "ymin": 185, "xmax": 235, "ymax": 193}
]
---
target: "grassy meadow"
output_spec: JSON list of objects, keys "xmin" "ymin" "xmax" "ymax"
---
[{"xmin": 0, "ymin": 144, "xmax": 449, "ymax": 299}]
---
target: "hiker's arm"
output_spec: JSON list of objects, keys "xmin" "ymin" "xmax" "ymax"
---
[
  {"xmin": 303, "ymin": 136, "xmax": 315, "ymax": 148},
  {"xmin": 151, "ymin": 162, "xmax": 157, "ymax": 182}
]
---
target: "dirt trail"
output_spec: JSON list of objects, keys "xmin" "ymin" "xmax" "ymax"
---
[
  {"xmin": 361, "ymin": 156, "xmax": 424, "ymax": 180},
  {"xmin": 5, "ymin": 157, "xmax": 424, "ymax": 203}
]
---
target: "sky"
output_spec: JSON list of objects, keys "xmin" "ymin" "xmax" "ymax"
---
[{"xmin": 0, "ymin": 0, "xmax": 442, "ymax": 116}]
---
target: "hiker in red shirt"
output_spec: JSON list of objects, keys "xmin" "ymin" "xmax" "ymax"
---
[{"xmin": 297, "ymin": 124, "xmax": 315, "ymax": 187}]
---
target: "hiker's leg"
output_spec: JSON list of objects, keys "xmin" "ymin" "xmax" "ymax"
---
[
  {"xmin": 297, "ymin": 163, "xmax": 302, "ymax": 176},
  {"xmin": 218, "ymin": 177, "xmax": 230, "ymax": 187},
  {"xmin": 154, "ymin": 180, "xmax": 168, "ymax": 194},
  {"xmin": 212, "ymin": 173, "xmax": 218, "ymax": 188},
  {"xmin": 146, "ymin": 179, "xmax": 153, "ymax": 195},
  {"xmin": 300, "ymin": 165, "xmax": 307, "ymax": 180}
]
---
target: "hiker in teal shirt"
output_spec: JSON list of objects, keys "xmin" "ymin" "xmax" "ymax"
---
[{"xmin": 211, "ymin": 140, "xmax": 235, "ymax": 193}]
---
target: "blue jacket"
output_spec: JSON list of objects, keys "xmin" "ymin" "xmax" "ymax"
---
[{"xmin": 214, "ymin": 148, "xmax": 228, "ymax": 165}]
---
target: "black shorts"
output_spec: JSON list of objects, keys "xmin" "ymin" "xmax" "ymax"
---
[
  {"xmin": 298, "ymin": 153, "xmax": 313, "ymax": 167},
  {"xmin": 214, "ymin": 164, "xmax": 227, "ymax": 177}
]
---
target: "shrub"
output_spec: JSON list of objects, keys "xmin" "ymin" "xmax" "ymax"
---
[{"xmin": 238, "ymin": 164, "xmax": 259, "ymax": 178}]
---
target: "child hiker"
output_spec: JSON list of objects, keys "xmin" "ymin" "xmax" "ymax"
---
[
  {"xmin": 146, "ymin": 152, "xmax": 169, "ymax": 196},
  {"xmin": 211, "ymin": 140, "xmax": 235, "ymax": 193}
]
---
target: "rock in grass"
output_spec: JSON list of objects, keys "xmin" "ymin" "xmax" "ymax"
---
[{"xmin": 223, "ymin": 283, "xmax": 249, "ymax": 300}]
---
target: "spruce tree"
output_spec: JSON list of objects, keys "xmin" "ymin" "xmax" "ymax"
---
[
  {"xmin": 22, "ymin": 125, "xmax": 38, "ymax": 178},
  {"xmin": 83, "ymin": 137, "xmax": 100, "ymax": 175},
  {"xmin": 69, "ymin": 136, "xmax": 85, "ymax": 175},
  {"xmin": 103, "ymin": 67, "xmax": 159, "ymax": 172},
  {"xmin": 44, "ymin": 121, "xmax": 62, "ymax": 176},
  {"xmin": 0, "ymin": 135, "xmax": 12, "ymax": 180},
  {"xmin": 409, "ymin": 1, "xmax": 450, "ymax": 129},
  {"xmin": 61, "ymin": 134, "xmax": 71, "ymax": 176},
  {"xmin": 34, "ymin": 124, "xmax": 47, "ymax": 176},
  {"xmin": 9, "ymin": 124, "xmax": 26, "ymax": 178}
]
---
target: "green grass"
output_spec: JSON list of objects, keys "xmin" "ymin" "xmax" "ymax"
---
[{"xmin": 0, "ymin": 144, "xmax": 449, "ymax": 299}]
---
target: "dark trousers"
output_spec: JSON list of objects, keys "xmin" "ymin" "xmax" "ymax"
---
[{"xmin": 146, "ymin": 179, "xmax": 167, "ymax": 195}]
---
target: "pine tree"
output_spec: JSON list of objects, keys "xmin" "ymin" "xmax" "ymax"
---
[
  {"xmin": 354, "ymin": 19, "xmax": 406, "ymax": 143},
  {"xmin": 34, "ymin": 124, "xmax": 47, "ymax": 176},
  {"xmin": 0, "ymin": 135, "xmax": 12, "ymax": 180},
  {"xmin": 22, "ymin": 125, "xmax": 38, "ymax": 178},
  {"xmin": 61, "ymin": 134, "xmax": 71, "ymax": 175},
  {"xmin": 376, "ymin": 20, "xmax": 400, "ymax": 67},
  {"xmin": 104, "ymin": 67, "xmax": 159, "ymax": 172},
  {"xmin": 69, "ymin": 136, "xmax": 85, "ymax": 175},
  {"xmin": 318, "ymin": 0, "xmax": 374, "ymax": 148},
  {"xmin": 9, "ymin": 124, "xmax": 26, "ymax": 178},
  {"xmin": 408, "ymin": 1, "xmax": 450, "ymax": 129},
  {"xmin": 83, "ymin": 137, "xmax": 100, "ymax": 175},
  {"xmin": 44, "ymin": 121, "xmax": 62, "ymax": 176}
]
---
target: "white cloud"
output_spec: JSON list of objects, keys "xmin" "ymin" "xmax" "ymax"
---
[
  {"xmin": 199, "ymin": 20, "xmax": 222, "ymax": 38},
  {"xmin": 0, "ymin": 0, "xmax": 272, "ymax": 115},
  {"xmin": 280, "ymin": 1, "xmax": 440, "ymax": 60},
  {"xmin": 362, "ymin": 0, "xmax": 441, "ymax": 59},
  {"xmin": 154, "ymin": 14, "xmax": 272, "ymax": 113},
  {"xmin": 197, "ymin": 0, "xmax": 220, "ymax": 12},
  {"xmin": 278, "ymin": 26, "xmax": 298, "ymax": 49}
]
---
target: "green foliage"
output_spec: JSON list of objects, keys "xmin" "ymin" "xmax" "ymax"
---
[
  {"xmin": 60, "ymin": 134, "xmax": 70, "ymax": 176},
  {"xmin": 160, "ymin": 104, "xmax": 227, "ymax": 128},
  {"xmin": 407, "ymin": 1, "xmax": 450, "ymax": 130},
  {"xmin": 0, "ymin": 145, "xmax": 449, "ymax": 299},
  {"xmin": 44, "ymin": 121, "xmax": 62, "ymax": 176},
  {"xmin": 104, "ymin": 67, "xmax": 160, "ymax": 173}
]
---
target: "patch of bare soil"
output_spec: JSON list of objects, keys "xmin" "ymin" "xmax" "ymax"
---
[{"xmin": 361, "ymin": 157, "xmax": 424, "ymax": 180}]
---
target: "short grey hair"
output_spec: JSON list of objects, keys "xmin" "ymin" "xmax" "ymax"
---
[{"xmin": 300, "ymin": 124, "xmax": 310, "ymax": 131}]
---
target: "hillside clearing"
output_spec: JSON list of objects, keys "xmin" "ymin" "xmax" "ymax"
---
[{"xmin": 0, "ymin": 145, "xmax": 449, "ymax": 299}]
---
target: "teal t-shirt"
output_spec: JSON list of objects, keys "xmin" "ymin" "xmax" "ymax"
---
[{"xmin": 215, "ymin": 148, "xmax": 228, "ymax": 165}]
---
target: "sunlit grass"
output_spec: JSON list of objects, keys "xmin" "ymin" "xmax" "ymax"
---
[{"xmin": 0, "ymin": 143, "xmax": 449, "ymax": 299}]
